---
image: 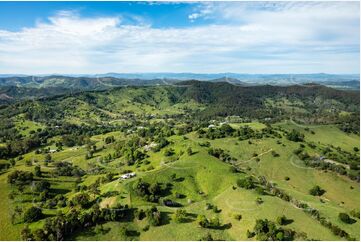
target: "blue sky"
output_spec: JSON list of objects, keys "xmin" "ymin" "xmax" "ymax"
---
[
  {"xmin": 0, "ymin": 1, "xmax": 359, "ymax": 74},
  {"xmin": 0, "ymin": 2, "xmax": 208, "ymax": 30}
]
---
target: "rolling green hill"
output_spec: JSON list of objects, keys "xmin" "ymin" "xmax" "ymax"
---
[{"xmin": 0, "ymin": 81, "xmax": 359, "ymax": 241}]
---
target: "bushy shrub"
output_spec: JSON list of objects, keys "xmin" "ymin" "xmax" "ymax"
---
[
  {"xmin": 309, "ymin": 185, "xmax": 325, "ymax": 196},
  {"xmin": 237, "ymin": 176, "xmax": 254, "ymax": 189},
  {"xmin": 23, "ymin": 207, "xmax": 43, "ymax": 223}
]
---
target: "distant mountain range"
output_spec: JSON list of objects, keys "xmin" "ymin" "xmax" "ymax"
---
[
  {"xmin": 0, "ymin": 72, "xmax": 359, "ymax": 82},
  {"xmin": 0, "ymin": 73, "xmax": 359, "ymax": 105},
  {"xmin": 0, "ymin": 73, "xmax": 359, "ymax": 86}
]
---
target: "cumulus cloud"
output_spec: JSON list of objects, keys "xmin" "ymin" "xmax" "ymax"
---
[{"xmin": 0, "ymin": 2, "xmax": 359, "ymax": 74}]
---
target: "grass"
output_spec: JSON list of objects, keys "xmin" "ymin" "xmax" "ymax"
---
[
  {"xmin": 14, "ymin": 118, "xmax": 45, "ymax": 136},
  {"xmin": 0, "ymin": 121, "xmax": 359, "ymax": 240},
  {"xmin": 0, "ymin": 171, "xmax": 23, "ymax": 240},
  {"xmin": 276, "ymin": 120, "xmax": 359, "ymax": 152},
  {"xmin": 213, "ymin": 187, "xmax": 339, "ymax": 240}
]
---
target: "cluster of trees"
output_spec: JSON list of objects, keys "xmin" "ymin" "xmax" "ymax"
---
[
  {"xmin": 34, "ymin": 180, "xmax": 51, "ymax": 193},
  {"xmin": 61, "ymin": 134, "xmax": 86, "ymax": 147},
  {"xmin": 146, "ymin": 206, "xmax": 162, "ymax": 226},
  {"xmin": 172, "ymin": 209, "xmax": 187, "ymax": 223},
  {"xmin": 0, "ymin": 114, "xmax": 123, "ymax": 159},
  {"xmin": 317, "ymin": 215, "xmax": 355, "ymax": 240},
  {"xmin": 261, "ymin": 126, "xmax": 282, "ymax": 139},
  {"xmin": 21, "ymin": 204, "xmax": 130, "ymax": 240},
  {"xmin": 208, "ymin": 148, "xmax": 236, "ymax": 163},
  {"xmin": 41, "ymin": 194, "xmax": 67, "ymax": 209},
  {"xmin": 0, "ymin": 118, "xmax": 17, "ymax": 142},
  {"xmin": 309, "ymin": 185, "xmax": 326, "ymax": 196},
  {"xmin": 237, "ymin": 176, "xmax": 255, "ymax": 190},
  {"xmin": 257, "ymin": 176, "xmax": 355, "ymax": 240},
  {"xmin": 338, "ymin": 113, "xmax": 359, "ymax": 134},
  {"xmin": 322, "ymin": 146, "xmax": 359, "ymax": 165},
  {"xmin": 295, "ymin": 147, "xmax": 360, "ymax": 182},
  {"xmin": 305, "ymin": 158, "xmax": 357, "ymax": 179},
  {"xmin": 117, "ymin": 137, "xmax": 148, "ymax": 165},
  {"xmin": 0, "ymin": 136, "xmax": 42, "ymax": 158},
  {"xmin": 54, "ymin": 161, "xmax": 85, "ymax": 177},
  {"xmin": 198, "ymin": 124, "xmax": 273, "ymax": 141},
  {"xmin": 276, "ymin": 215, "xmax": 289, "ymax": 226},
  {"xmin": 197, "ymin": 124, "xmax": 235, "ymax": 139},
  {"xmin": 238, "ymin": 126, "xmax": 263, "ymax": 140},
  {"xmin": 34, "ymin": 166, "xmax": 42, "ymax": 177},
  {"xmin": 241, "ymin": 174, "xmax": 357, "ymax": 240},
  {"xmin": 136, "ymin": 122, "xmax": 174, "ymax": 139},
  {"xmin": 286, "ymin": 129, "xmax": 304, "ymax": 142},
  {"xmin": 7, "ymin": 170, "xmax": 33, "ymax": 185},
  {"xmin": 176, "ymin": 124, "xmax": 194, "ymax": 136},
  {"xmin": 152, "ymin": 136, "xmax": 170, "ymax": 152},
  {"xmin": 134, "ymin": 206, "xmax": 164, "ymax": 226},
  {"xmin": 196, "ymin": 215, "xmax": 221, "ymax": 229},
  {"xmin": 250, "ymin": 219, "xmax": 296, "ymax": 240},
  {"xmin": 133, "ymin": 179, "xmax": 163, "ymax": 202},
  {"xmin": 259, "ymin": 177, "xmax": 291, "ymax": 202},
  {"xmin": 23, "ymin": 206, "xmax": 43, "ymax": 223},
  {"xmin": 8, "ymin": 171, "xmax": 71, "ymax": 210},
  {"xmin": 71, "ymin": 193, "xmax": 91, "ymax": 208},
  {"xmin": 123, "ymin": 147, "xmax": 147, "ymax": 166}
]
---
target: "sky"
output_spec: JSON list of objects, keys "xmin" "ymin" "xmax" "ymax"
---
[{"xmin": 0, "ymin": 1, "xmax": 359, "ymax": 74}]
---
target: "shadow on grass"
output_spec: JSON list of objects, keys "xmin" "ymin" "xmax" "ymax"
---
[
  {"xmin": 189, "ymin": 151, "xmax": 199, "ymax": 156},
  {"xmin": 344, "ymin": 218, "xmax": 357, "ymax": 224},
  {"xmin": 160, "ymin": 211, "xmax": 172, "ymax": 226},
  {"xmin": 101, "ymin": 191, "xmax": 120, "ymax": 198},
  {"xmin": 126, "ymin": 229, "xmax": 140, "ymax": 237},
  {"xmin": 174, "ymin": 177, "xmax": 185, "ymax": 182},
  {"xmin": 176, "ymin": 212, "xmax": 197, "ymax": 223},
  {"xmin": 40, "ymin": 213, "xmax": 56, "ymax": 220},
  {"xmin": 215, "ymin": 222, "xmax": 232, "ymax": 230},
  {"xmin": 50, "ymin": 187, "xmax": 71, "ymax": 195},
  {"xmin": 284, "ymin": 218, "xmax": 294, "ymax": 225},
  {"xmin": 181, "ymin": 217, "xmax": 196, "ymax": 223},
  {"xmin": 159, "ymin": 182, "xmax": 173, "ymax": 197},
  {"xmin": 67, "ymin": 227, "xmax": 96, "ymax": 239}
]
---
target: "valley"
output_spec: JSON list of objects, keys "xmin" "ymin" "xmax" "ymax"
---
[{"xmin": 0, "ymin": 81, "xmax": 359, "ymax": 241}]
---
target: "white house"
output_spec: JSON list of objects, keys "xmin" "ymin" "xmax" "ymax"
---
[{"xmin": 121, "ymin": 172, "xmax": 136, "ymax": 179}]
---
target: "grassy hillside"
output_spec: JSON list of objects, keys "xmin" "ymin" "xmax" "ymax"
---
[{"xmin": 0, "ymin": 81, "xmax": 359, "ymax": 241}]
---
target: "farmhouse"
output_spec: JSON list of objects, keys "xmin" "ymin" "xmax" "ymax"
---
[
  {"xmin": 121, "ymin": 172, "xmax": 136, "ymax": 179},
  {"xmin": 144, "ymin": 142, "xmax": 157, "ymax": 151}
]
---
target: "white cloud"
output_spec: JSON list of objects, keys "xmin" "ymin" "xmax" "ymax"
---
[
  {"xmin": 188, "ymin": 2, "xmax": 215, "ymax": 21},
  {"xmin": 0, "ymin": 2, "xmax": 359, "ymax": 74}
]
